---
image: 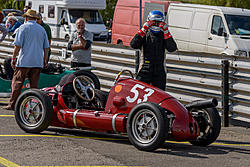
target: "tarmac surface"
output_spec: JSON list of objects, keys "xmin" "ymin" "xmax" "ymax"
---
[{"xmin": 1, "ymin": 98, "xmax": 250, "ymax": 167}]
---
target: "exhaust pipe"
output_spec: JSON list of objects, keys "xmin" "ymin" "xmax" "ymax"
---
[{"xmin": 185, "ymin": 98, "xmax": 218, "ymax": 110}]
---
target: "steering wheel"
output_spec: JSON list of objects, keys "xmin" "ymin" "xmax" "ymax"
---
[
  {"xmin": 73, "ymin": 76, "xmax": 95, "ymax": 101},
  {"xmin": 114, "ymin": 70, "xmax": 134, "ymax": 83}
]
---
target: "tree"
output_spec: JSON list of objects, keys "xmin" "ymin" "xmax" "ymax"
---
[
  {"xmin": 0, "ymin": 0, "xmax": 24, "ymax": 10},
  {"xmin": 100, "ymin": 0, "xmax": 118, "ymax": 26}
]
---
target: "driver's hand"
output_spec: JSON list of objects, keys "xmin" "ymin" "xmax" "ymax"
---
[
  {"xmin": 137, "ymin": 20, "xmax": 156, "ymax": 37},
  {"xmin": 159, "ymin": 22, "xmax": 172, "ymax": 39}
]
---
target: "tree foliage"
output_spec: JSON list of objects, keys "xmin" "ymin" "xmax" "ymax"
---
[
  {"xmin": 100, "ymin": 0, "xmax": 118, "ymax": 26},
  {"xmin": 0, "ymin": 0, "xmax": 25, "ymax": 10}
]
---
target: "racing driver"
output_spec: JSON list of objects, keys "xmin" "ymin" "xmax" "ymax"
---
[{"xmin": 130, "ymin": 10, "xmax": 177, "ymax": 91}]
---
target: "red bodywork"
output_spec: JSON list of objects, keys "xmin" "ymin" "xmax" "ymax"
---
[{"xmin": 45, "ymin": 78, "xmax": 199, "ymax": 141}]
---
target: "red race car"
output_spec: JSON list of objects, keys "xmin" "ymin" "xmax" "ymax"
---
[{"xmin": 14, "ymin": 70, "xmax": 221, "ymax": 151}]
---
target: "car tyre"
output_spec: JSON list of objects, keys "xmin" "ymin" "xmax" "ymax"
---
[
  {"xmin": 74, "ymin": 70, "xmax": 100, "ymax": 90},
  {"xmin": 127, "ymin": 102, "xmax": 168, "ymax": 151},
  {"xmin": 189, "ymin": 107, "xmax": 221, "ymax": 146},
  {"xmin": 15, "ymin": 89, "xmax": 53, "ymax": 133}
]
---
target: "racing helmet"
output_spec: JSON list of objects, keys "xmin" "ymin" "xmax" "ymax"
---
[{"xmin": 147, "ymin": 10, "xmax": 165, "ymax": 33}]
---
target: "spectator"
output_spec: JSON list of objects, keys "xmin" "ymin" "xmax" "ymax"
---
[
  {"xmin": 130, "ymin": 10, "xmax": 177, "ymax": 91},
  {"xmin": 3, "ymin": 9, "xmax": 49, "ymax": 110},
  {"xmin": 106, "ymin": 18, "xmax": 113, "ymax": 30},
  {"xmin": 106, "ymin": 18, "xmax": 112, "ymax": 43},
  {"xmin": 67, "ymin": 18, "xmax": 93, "ymax": 68},
  {"xmin": 5, "ymin": 12, "xmax": 15, "ymax": 29},
  {"xmin": 36, "ymin": 13, "xmax": 52, "ymax": 63},
  {"xmin": 7, "ymin": 16, "xmax": 22, "ymax": 34},
  {"xmin": 1, "ymin": 11, "xmax": 11, "ymax": 80},
  {"xmin": 0, "ymin": 11, "xmax": 7, "ymax": 42},
  {"xmin": 3, "ymin": 58, "xmax": 13, "ymax": 80},
  {"xmin": 23, "ymin": 6, "xmax": 31, "ymax": 13}
]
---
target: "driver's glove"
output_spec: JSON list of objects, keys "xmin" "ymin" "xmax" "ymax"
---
[
  {"xmin": 137, "ymin": 20, "xmax": 156, "ymax": 37},
  {"xmin": 159, "ymin": 22, "xmax": 172, "ymax": 39}
]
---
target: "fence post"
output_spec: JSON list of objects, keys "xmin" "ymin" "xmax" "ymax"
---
[
  {"xmin": 135, "ymin": 50, "xmax": 140, "ymax": 75},
  {"xmin": 222, "ymin": 60, "xmax": 229, "ymax": 127}
]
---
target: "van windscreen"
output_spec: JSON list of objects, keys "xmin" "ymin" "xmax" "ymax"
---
[
  {"xmin": 225, "ymin": 14, "xmax": 250, "ymax": 35},
  {"xmin": 69, "ymin": 9, "xmax": 104, "ymax": 24}
]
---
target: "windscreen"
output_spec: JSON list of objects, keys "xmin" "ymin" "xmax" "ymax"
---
[
  {"xmin": 69, "ymin": 9, "xmax": 104, "ymax": 24},
  {"xmin": 225, "ymin": 14, "xmax": 250, "ymax": 35}
]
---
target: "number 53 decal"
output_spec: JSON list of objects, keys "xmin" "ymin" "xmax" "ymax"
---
[{"xmin": 126, "ymin": 84, "xmax": 154, "ymax": 104}]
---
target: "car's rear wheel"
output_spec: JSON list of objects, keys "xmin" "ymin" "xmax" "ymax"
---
[
  {"xmin": 127, "ymin": 102, "xmax": 168, "ymax": 151},
  {"xmin": 189, "ymin": 107, "xmax": 221, "ymax": 146},
  {"xmin": 15, "ymin": 89, "xmax": 53, "ymax": 133}
]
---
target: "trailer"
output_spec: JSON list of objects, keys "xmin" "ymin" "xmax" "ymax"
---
[{"xmin": 26, "ymin": 0, "xmax": 107, "ymax": 40}]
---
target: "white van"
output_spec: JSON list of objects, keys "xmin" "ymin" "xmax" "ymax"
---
[
  {"xmin": 26, "ymin": 0, "xmax": 108, "ymax": 40},
  {"xmin": 168, "ymin": 3, "xmax": 250, "ymax": 56}
]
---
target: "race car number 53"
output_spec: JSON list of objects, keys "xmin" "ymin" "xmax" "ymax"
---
[{"xmin": 126, "ymin": 84, "xmax": 154, "ymax": 104}]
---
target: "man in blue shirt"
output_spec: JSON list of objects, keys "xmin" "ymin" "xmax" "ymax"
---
[{"xmin": 4, "ymin": 9, "xmax": 49, "ymax": 110}]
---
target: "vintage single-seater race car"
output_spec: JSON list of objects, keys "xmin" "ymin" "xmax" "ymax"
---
[
  {"xmin": 0, "ymin": 62, "xmax": 100, "ymax": 97},
  {"xmin": 14, "ymin": 70, "xmax": 221, "ymax": 151}
]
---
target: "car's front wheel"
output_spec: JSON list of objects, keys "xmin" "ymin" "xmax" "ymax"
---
[
  {"xmin": 127, "ymin": 102, "xmax": 168, "ymax": 151},
  {"xmin": 15, "ymin": 89, "xmax": 54, "ymax": 133}
]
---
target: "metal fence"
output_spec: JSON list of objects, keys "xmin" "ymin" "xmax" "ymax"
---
[{"xmin": 1, "ymin": 37, "xmax": 250, "ymax": 124}]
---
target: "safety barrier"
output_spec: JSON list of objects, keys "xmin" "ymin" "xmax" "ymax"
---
[{"xmin": 1, "ymin": 37, "xmax": 250, "ymax": 124}]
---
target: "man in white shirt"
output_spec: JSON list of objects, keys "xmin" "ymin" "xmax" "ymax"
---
[{"xmin": 67, "ymin": 18, "xmax": 93, "ymax": 68}]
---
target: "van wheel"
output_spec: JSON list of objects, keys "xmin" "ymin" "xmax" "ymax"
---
[{"xmin": 117, "ymin": 40, "xmax": 123, "ymax": 45}]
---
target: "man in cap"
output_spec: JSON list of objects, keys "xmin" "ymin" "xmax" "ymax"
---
[
  {"xmin": 130, "ymin": 10, "xmax": 177, "ymax": 91},
  {"xmin": 3, "ymin": 9, "xmax": 49, "ymax": 110}
]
